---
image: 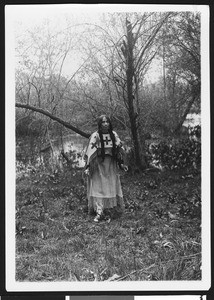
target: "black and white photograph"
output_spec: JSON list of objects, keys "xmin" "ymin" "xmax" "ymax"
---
[{"xmin": 5, "ymin": 4, "xmax": 210, "ymax": 292}]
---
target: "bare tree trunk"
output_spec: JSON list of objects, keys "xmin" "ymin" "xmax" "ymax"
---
[
  {"xmin": 162, "ymin": 30, "xmax": 166, "ymax": 103},
  {"xmin": 125, "ymin": 19, "xmax": 147, "ymax": 170}
]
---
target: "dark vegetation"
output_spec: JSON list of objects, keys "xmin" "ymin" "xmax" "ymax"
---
[{"xmin": 16, "ymin": 128, "xmax": 201, "ymax": 282}]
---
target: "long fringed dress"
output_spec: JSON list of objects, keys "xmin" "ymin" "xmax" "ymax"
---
[{"xmin": 84, "ymin": 131, "xmax": 125, "ymax": 216}]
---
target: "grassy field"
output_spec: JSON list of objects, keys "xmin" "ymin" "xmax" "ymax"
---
[{"xmin": 16, "ymin": 165, "xmax": 201, "ymax": 281}]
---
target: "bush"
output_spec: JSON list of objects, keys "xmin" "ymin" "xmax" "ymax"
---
[{"xmin": 179, "ymin": 190, "xmax": 201, "ymax": 219}]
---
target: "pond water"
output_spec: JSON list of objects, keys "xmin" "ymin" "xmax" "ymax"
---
[
  {"xmin": 183, "ymin": 113, "xmax": 201, "ymax": 127},
  {"xmin": 41, "ymin": 133, "xmax": 88, "ymax": 169}
]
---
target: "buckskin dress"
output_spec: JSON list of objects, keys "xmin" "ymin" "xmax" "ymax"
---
[{"xmin": 84, "ymin": 131, "xmax": 125, "ymax": 215}]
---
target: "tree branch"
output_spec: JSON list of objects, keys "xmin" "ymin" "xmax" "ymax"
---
[
  {"xmin": 15, "ymin": 102, "xmax": 90, "ymax": 138},
  {"xmin": 135, "ymin": 13, "xmax": 171, "ymax": 70}
]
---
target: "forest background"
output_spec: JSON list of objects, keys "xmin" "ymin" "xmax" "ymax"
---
[{"xmin": 5, "ymin": 5, "xmax": 210, "ymax": 286}]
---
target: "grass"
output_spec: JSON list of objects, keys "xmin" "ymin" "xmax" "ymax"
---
[{"xmin": 16, "ymin": 164, "xmax": 201, "ymax": 282}]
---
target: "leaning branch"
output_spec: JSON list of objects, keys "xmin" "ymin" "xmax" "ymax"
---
[{"xmin": 15, "ymin": 102, "xmax": 91, "ymax": 139}]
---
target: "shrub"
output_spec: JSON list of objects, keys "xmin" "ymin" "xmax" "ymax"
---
[
  {"xmin": 147, "ymin": 126, "xmax": 201, "ymax": 170},
  {"xmin": 179, "ymin": 190, "xmax": 201, "ymax": 219}
]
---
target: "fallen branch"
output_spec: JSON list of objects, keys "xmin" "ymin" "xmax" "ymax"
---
[{"xmin": 15, "ymin": 102, "xmax": 90, "ymax": 138}]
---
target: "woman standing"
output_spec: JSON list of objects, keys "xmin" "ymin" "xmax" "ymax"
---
[{"xmin": 84, "ymin": 115, "xmax": 127, "ymax": 222}]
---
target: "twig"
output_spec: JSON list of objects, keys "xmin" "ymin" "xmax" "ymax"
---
[
  {"xmin": 113, "ymin": 252, "xmax": 201, "ymax": 281},
  {"xmin": 100, "ymin": 267, "xmax": 108, "ymax": 276},
  {"xmin": 162, "ymin": 252, "xmax": 201, "ymax": 263},
  {"xmin": 114, "ymin": 263, "xmax": 156, "ymax": 281}
]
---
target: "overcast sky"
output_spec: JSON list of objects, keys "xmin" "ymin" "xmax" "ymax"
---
[{"xmin": 6, "ymin": 4, "xmax": 202, "ymax": 83}]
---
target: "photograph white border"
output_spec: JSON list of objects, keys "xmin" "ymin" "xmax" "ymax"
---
[
  {"xmin": 66, "ymin": 296, "xmax": 206, "ymax": 300},
  {"xmin": 5, "ymin": 4, "xmax": 211, "ymax": 292}
]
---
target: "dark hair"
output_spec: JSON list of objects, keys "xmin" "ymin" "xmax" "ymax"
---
[{"xmin": 97, "ymin": 115, "xmax": 116, "ymax": 161}]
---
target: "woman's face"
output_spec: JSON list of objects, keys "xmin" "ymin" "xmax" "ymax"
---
[{"xmin": 101, "ymin": 117, "xmax": 110, "ymax": 133}]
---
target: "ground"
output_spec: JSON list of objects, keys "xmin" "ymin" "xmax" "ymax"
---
[{"xmin": 16, "ymin": 165, "xmax": 201, "ymax": 281}]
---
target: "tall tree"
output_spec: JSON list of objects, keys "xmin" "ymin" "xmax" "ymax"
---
[
  {"xmin": 118, "ymin": 13, "xmax": 172, "ymax": 169},
  {"xmin": 162, "ymin": 12, "xmax": 200, "ymax": 134},
  {"xmin": 76, "ymin": 12, "xmax": 173, "ymax": 168}
]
